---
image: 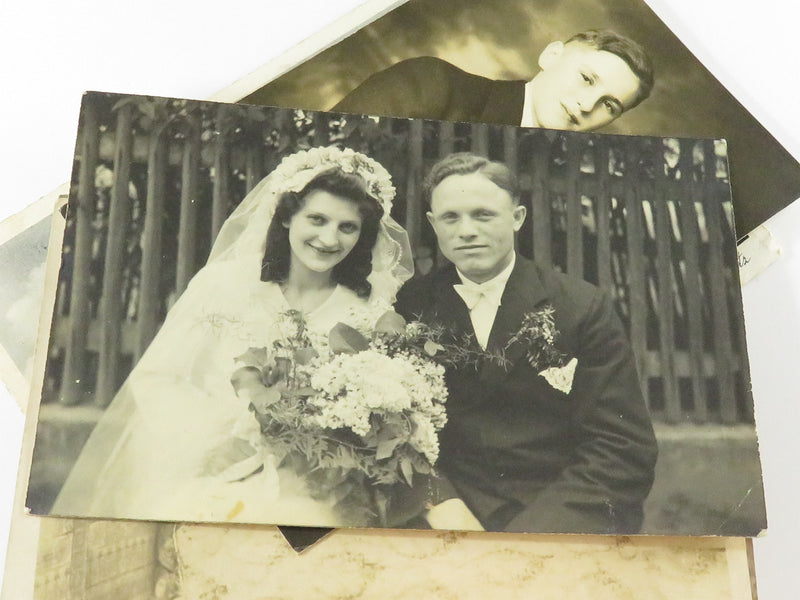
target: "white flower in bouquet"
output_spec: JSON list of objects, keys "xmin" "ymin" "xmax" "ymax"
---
[{"xmin": 308, "ymin": 348, "xmax": 447, "ymax": 464}]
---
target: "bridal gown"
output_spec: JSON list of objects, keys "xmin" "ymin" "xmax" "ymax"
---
[{"xmin": 52, "ymin": 258, "xmax": 390, "ymax": 527}]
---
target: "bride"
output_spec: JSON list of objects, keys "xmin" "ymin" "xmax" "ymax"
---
[{"xmin": 51, "ymin": 146, "xmax": 416, "ymax": 527}]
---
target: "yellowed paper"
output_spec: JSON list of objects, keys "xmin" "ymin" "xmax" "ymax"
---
[
  {"xmin": 738, "ymin": 226, "xmax": 782, "ymax": 285},
  {"xmin": 0, "ymin": 200, "xmax": 66, "ymax": 600}
]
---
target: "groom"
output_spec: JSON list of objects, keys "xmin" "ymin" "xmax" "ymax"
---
[
  {"xmin": 396, "ymin": 152, "xmax": 658, "ymax": 533},
  {"xmin": 334, "ymin": 29, "xmax": 654, "ymax": 132}
]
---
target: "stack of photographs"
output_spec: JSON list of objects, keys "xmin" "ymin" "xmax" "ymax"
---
[{"xmin": 4, "ymin": 0, "xmax": 800, "ymax": 598}]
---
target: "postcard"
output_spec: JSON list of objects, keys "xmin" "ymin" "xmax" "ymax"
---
[
  {"xmin": 23, "ymin": 92, "xmax": 764, "ymax": 537},
  {"xmin": 214, "ymin": 0, "xmax": 800, "ymax": 239},
  {"xmin": 3, "ymin": 191, "xmax": 756, "ymax": 599},
  {"xmin": 0, "ymin": 199, "xmax": 67, "ymax": 600},
  {"xmin": 0, "ymin": 188, "xmax": 67, "ymax": 408}
]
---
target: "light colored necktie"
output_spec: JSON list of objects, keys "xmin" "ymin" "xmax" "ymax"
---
[
  {"xmin": 453, "ymin": 280, "xmax": 504, "ymax": 348},
  {"xmin": 452, "ymin": 281, "xmax": 503, "ymax": 310}
]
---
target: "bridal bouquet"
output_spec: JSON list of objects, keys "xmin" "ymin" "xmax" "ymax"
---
[{"xmin": 230, "ymin": 310, "xmax": 455, "ymax": 526}]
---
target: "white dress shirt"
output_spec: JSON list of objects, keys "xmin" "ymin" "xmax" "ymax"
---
[
  {"xmin": 520, "ymin": 79, "xmax": 537, "ymax": 127},
  {"xmin": 453, "ymin": 254, "xmax": 516, "ymax": 350}
]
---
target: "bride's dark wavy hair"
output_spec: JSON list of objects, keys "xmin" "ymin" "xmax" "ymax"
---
[{"xmin": 261, "ymin": 168, "xmax": 385, "ymax": 298}]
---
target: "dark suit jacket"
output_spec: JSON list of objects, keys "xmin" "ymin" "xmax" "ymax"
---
[
  {"xmin": 333, "ymin": 57, "xmax": 526, "ymax": 125},
  {"xmin": 396, "ymin": 256, "xmax": 658, "ymax": 534}
]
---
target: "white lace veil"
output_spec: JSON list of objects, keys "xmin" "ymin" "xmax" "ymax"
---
[
  {"xmin": 50, "ymin": 146, "xmax": 414, "ymax": 520},
  {"xmin": 206, "ymin": 146, "xmax": 413, "ymax": 303}
]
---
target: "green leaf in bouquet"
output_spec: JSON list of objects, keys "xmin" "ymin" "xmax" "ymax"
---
[
  {"xmin": 409, "ymin": 450, "xmax": 433, "ymax": 475},
  {"xmin": 373, "ymin": 310, "xmax": 407, "ymax": 335},
  {"xmin": 234, "ymin": 347, "xmax": 271, "ymax": 368},
  {"xmin": 400, "ymin": 456, "xmax": 415, "ymax": 487},
  {"xmin": 329, "ymin": 322, "xmax": 370, "ymax": 354},
  {"xmin": 230, "ymin": 366, "xmax": 263, "ymax": 394},
  {"xmin": 376, "ymin": 436, "xmax": 404, "ymax": 461},
  {"xmin": 262, "ymin": 357, "xmax": 292, "ymax": 386},
  {"xmin": 374, "ymin": 487, "xmax": 389, "ymax": 526},
  {"xmin": 423, "ymin": 339, "xmax": 445, "ymax": 357},
  {"xmin": 249, "ymin": 385, "xmax": 283, "ymax": 415},
  {"xmin": 288, "ymin": 386, "xmax": 317, "ymax": 398},
  {"xmin": 293, "ymin": 346, "xmax": 319, "ymax": 365}
]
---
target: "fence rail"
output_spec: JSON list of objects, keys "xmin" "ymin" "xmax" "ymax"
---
[{"xmin": 45, "ymin": 94, "xmax": 750, "ymax": 425}]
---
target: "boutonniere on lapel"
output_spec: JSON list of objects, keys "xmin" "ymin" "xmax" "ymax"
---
[{"xmin": 506, "ymin": 304, "xmax": 577, "ymax": 394}]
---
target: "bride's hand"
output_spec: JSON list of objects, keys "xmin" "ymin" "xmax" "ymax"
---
[
  {"xmin": 202, "ymin": 437, "xmax": 259, "ymax": 478},
  {"xmin": 424, "ymin": 498, "xmax": 485, "ymax": 531}
]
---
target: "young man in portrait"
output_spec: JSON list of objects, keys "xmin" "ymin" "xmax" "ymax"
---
[
  {"xmin": 397, "ymin": 152, "xmax": 657, "ymax": 533},
  {"xmin": 333, "ymin": 29, "xmax": 654, "ymax": 132}
]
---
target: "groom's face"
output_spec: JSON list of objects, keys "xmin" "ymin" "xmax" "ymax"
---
[{"xmin": 427, "ymin": 172, "xmax": 526, "ymax": 284}]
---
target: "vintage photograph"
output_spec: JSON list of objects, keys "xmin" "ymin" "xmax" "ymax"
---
[
  {"xmin": 25, "ymin": 92, "xmax": 764, "ymax": 536},
  {"xmin": 0, "ymin": 193, "xmax": 65, "ymax": 407},
  {"xmin": 230, "ymin": 0, "xmax": 800, "ymax": 239}
]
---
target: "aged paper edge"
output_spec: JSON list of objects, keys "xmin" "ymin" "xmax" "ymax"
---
[
  {"xmin": 726, "ymin": 536, "xmax": 757, "ymax": 600},
  {"xmin": 0, "ymin": 199, "xmax": 66, "ymax": 600},
  {"xmin": 737, "ymin": 225, "xmax": 782, "ymax": 286},
  {"xmin": 0, "ymin": 185, "xmax": 69, "ymax": 410}
]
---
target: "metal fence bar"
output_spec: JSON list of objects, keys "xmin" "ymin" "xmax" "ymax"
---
[{"xmin": 96, "ymin": 104, "xmax": 134, "ymax": 407}]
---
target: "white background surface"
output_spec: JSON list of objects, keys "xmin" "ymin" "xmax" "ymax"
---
[{"xmin": 0, "ymin": 1, "xmax": 798, "ymax": 597}]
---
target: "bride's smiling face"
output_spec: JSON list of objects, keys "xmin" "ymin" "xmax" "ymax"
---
[{"xmin": 285, "ymin": 189, "xmax": 363, "ymax": 274}]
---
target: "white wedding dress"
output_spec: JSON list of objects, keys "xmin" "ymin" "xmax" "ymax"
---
[{"xmin": 53, "ymin": 257, "xmax": 392, "ymax": 526}]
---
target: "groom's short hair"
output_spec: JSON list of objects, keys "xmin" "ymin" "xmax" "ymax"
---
[{"xmin": 423, "ymin": 152, "xmax": 520, "ymax": 206}]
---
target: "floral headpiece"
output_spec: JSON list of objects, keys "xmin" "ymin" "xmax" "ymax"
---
[{"xmin": 273, "ymin": 146, "xmax": 396, "ymax": 216}]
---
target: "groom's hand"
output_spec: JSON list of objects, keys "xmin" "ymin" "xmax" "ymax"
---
[{"xmin": 425, "ymin": 498, "xmax": 484, "ymax": 531}]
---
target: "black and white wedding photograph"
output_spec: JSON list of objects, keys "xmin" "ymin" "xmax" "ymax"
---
[{"xmin": 24, "ymin": 92, "xmax": 765, "ymax": 536}]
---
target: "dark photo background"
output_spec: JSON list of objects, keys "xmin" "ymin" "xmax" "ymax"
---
[
  {"xmin": 28, "ymin": 92, "xmax": 765, "ymax": 535},
  {"xmin": 241, "ymin": 0, "xmax": 800, "ymax": 239}
]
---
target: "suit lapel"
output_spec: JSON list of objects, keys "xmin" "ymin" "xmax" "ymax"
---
[
  {"xmin": 479, "ymin": 79, "xmax": 526, "ymax": 126},
  {"xmin": 430, "ymin": 265, "xmax": 475, "ymax": 343},
  {"xmin": 482, "ymin": 257, "xmax": 550, "ymax": 378}
]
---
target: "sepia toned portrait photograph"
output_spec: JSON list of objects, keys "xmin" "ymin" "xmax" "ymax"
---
[
  {"xmin": 25, "ymin": 92, "xmax": 765, "ymax": 536},
  {"xmin": 230, "ymin": 0, "xmax": 800, "ymax": 239}
]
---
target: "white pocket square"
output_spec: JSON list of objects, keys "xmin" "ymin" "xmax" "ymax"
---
[{"xmin": 538, "ymin": 357, "xmax": 578, "ymax": 394}]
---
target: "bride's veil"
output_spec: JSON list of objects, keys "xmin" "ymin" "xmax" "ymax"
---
[
  {"xmin": 207, "ymin": 146, "xmax": 414, "ymax": 301},
  {"xmin": 50, "ymin": 146, "xmax": 414, "ymax": 518}
]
